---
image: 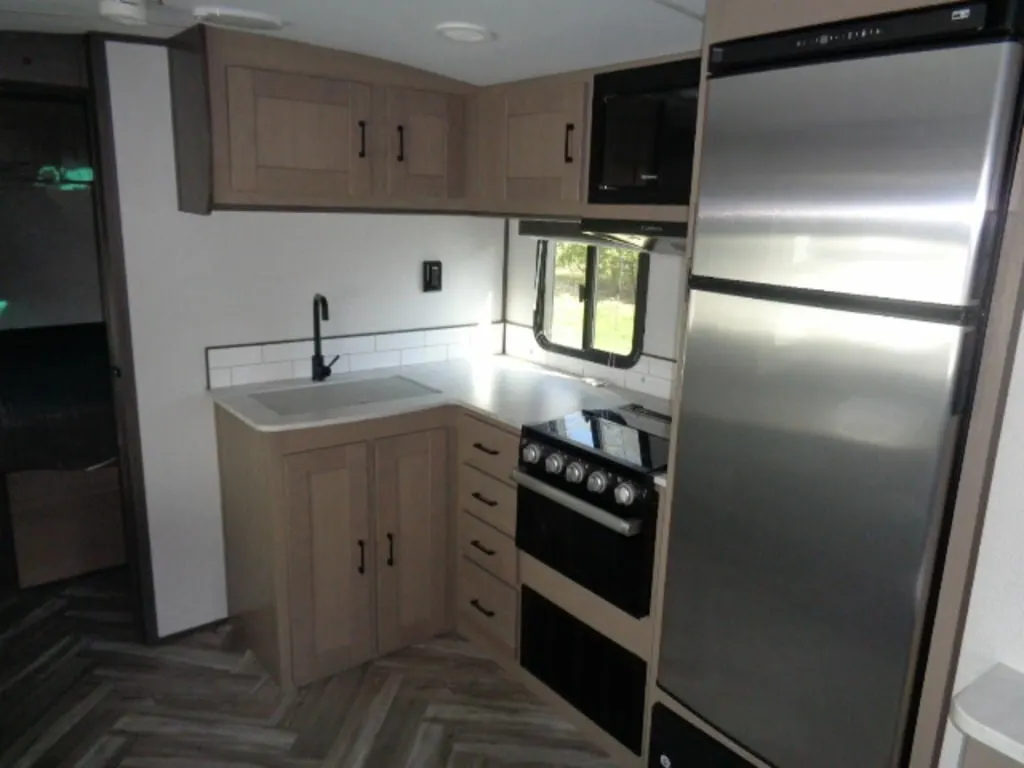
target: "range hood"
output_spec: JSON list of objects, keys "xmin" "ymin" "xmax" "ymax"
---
[{"xmin": 517, "ymin": 218, "xmax": 687, "ymax": 257}]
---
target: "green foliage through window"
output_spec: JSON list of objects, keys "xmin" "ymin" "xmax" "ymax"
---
[{"xmin": 534, "ymin": 239, "xmax": 648, "ymax": 368}]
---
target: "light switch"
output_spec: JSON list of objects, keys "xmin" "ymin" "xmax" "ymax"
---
[{"xmin": 423, "ymin": 261, "xmax": 442, "ymax": 292}]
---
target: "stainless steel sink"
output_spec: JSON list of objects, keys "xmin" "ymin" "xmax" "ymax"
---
[{"xmin": 250, "ymin": 376, "xmax": 440, "ymax": 417}]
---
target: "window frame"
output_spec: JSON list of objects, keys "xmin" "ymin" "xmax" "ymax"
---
[{"xmin": 532, "ymin": 239, "xmax": 650, "ymax": 369}]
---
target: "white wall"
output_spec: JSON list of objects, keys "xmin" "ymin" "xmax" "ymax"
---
[
  {"xmin": 106, "ymin": 42, "xmax": 505, "ymax": 636},
  {"xmin": 938, "ymin": 321, "xmax": 1024, "ymax": 766}
]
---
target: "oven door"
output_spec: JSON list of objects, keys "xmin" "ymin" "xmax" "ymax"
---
[{"xmin": 513, "ymin": 471, "xmax": 656, "ymax": 618}]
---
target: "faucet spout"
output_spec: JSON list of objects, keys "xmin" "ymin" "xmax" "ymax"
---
[{"xmin": 311, "ymin": 294, "xmax": 336, "ymax": 382}]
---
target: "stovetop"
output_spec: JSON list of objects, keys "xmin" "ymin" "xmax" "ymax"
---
[{"xmin": 525, "ymin": 408, "xmax": 671, "ymax": 474}]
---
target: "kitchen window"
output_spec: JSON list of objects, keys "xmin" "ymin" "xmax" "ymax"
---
[{"xmin": 533, "ymin": 239, "xmax": 649, "ymax": 368}]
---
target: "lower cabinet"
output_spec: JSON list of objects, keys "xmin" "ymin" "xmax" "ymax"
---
[
  {"xmin": 285, "ymin": 443, "xmax": 376, "ymax": 685},
  {"xmin": 285, "ymin": 429, "xmax": 449, "ymax": 684},
  {"xmin": 216, "ymin": 405, "xmax": 453, "ymax": 689},
  {"xmin": 374, "ymin": 430, "xmax": 449, "ymax": 655}
]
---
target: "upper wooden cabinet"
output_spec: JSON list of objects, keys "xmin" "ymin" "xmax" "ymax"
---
[
  {"xmin": 225, "ymin": 68, "xmax": 372, "ymax": 203},
  {"xmin": 169, "ymin": 26, "xmax": 470, "ymax": 213},
  {"xmin": 384, "ymin": 88, "xmax": 466, "ymax": 200},
  {"xmin": 500, "ymin": 80, "xmax": 588, "ymax": 208}
]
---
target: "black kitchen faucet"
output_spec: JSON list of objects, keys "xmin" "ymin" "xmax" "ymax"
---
[{"xmin": 311, "ymin": 294, "xmax": 339, "ymax": 382}]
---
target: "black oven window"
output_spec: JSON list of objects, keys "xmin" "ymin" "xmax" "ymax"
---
[{"xmin": 533, "ymin": 239, "xmax": 649, "ymax": 368}]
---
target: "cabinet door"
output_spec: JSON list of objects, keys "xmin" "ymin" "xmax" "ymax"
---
[
  {"xmin": 375, "ymin": 429, "xmax": 449, "ymax": 655},
  {"xmin": 502, "ymin": 80, "xmax": 587, "ymax": 206},
  {"xmin": 285, "ymin": 444, "xmax": 375, "ymax": 685},
  {"xmin": 385, "ymin": 87, "xmax": 465, "ymax": 200},
  {"xmin": 226, "ymin": 67, "xmax": 372, "ymax": 202}
]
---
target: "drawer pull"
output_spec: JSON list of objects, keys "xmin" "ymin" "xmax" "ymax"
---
[
  {"xmin": 471, "ymin": 539, "xmax": 496, "ymax": 556},
  {"xmin": 386, "ymin": 532, "xmax": 395, "ymax": 567},
  {"xmin": 473, "ymin": 442, "xmax": 499, "ymax": 456},
  {"xmin": 357, "ymin": 540, "xmax": 365, "ymax": 575},
  {"xmin": 470, "ymin": 599, "xmax": 495, "ymax": 618},
  {"xmin": 471, "ymin": 491, "xmax": 498, "ymax": 507}
]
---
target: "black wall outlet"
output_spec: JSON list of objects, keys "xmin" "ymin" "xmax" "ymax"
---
[{"xmin": 423, "ymin": 260, "xmax": 442, "ymax": 292}]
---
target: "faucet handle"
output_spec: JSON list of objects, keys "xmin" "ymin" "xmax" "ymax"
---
[{"xmin": 326, "ymin": 355, "xmax": 340, "ymax": 371}]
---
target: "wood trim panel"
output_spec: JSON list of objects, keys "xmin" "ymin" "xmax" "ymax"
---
[
  {"xmin": 272, "ymin": 406, "xmax": 455, "ymax": 455},
  {"xmin": 216, "ymin": 406, "xmax": 289, "ymax": 683}
]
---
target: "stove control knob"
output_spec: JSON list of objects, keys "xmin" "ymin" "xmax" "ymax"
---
[
  {"xmin": 565, "ymin": 462, "xmax": 586, "ymax": 484},
  {"xmin": 521, "ymin": 443, "xmax": 543, "ymax": 464},
  {"xmin": 545, "ymin": 453, "xmax": 566, "ymax": 475},
  {"xmin": 614, "ymin": 482, "xmax": 638, "ymax": 506},
  {"xmin": 587, "ymin": 471, "xmax": 609, "ymax": 494}
]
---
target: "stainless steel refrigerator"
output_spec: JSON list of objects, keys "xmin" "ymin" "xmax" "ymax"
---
[{"xmin": 658, "ymin": 5, "xmax": 1024, "ymax": 768}]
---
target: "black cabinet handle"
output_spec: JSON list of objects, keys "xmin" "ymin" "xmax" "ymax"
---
[
  {"xmin": 357, "ymin": 540, "xmax": 365, "ymax": 575},
  {"xmin": 386, "ymin": 532, "xmax": 395, "ymax": 566},
  {"xmin": 397, "ymin": 125, "xmax": 405, "ymax": 162},
  {"xmin": 471, "ymin": 492, "xmax": 498, "ymax": 507},
  {"xmin": 470, "ymin": 599, "xmax": 495, "ymax": 618},
  {"xmin": 564, "ymin": 123, "xmax": 575, "ymax": 164},
  {"xmin": 358, "ymin": 120, "xmax": 366, "ymax": 158},
  {"xmin": 473, "ymin": 442, "xmax": 499, "ymax": 456},
  {"xmin": 471, "ymin": 539, "xmax": 496, "ymax": 556}
]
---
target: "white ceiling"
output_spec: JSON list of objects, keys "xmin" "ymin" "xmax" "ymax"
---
[{"xmin": 0, "ymin": 0, "xmax": 705, "ymax": 85}]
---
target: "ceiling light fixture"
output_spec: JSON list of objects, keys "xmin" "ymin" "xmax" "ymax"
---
[
  {"xmin": 99, "ymin": 0, "xmax": 147, "ymax": 26},
  {"xmin": 193, "ymin": 6, "xmax": 286, "ymax": 32},
  {"xmin": 435, "ymin": 22, "xmax": 495, "ymax": 43}
]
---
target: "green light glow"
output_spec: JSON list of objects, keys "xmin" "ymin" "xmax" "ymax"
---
[
  {"xmin": 35, "ymin": 165, "xmax": 94, "ymax": 191},
  {"xmin": 0, "ymin": 301, "xmax": 8, "ymax": 316}
]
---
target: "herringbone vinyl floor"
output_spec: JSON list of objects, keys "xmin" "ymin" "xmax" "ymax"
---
[{"xmin": 0, "ymin": 570, "xmax": 615, "ymax": 768}]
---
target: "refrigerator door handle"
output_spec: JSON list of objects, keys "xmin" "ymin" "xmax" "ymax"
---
[{"xmin": 511, "ymin": 470, "xmax": 642, "ymax": 537}]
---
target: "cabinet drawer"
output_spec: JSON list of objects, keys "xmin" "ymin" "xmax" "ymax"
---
[
  {"xmin": 458, "ymin": 465, "xmax": 516, "ymax": 536},
  {"xmin": 459, "ymin": 511, "xmax": 516, "ymax": 586},
  {"xmin": 458, "ymin": 557, "xmax": 517, "ymax": 655},
  {"xmin": 458, "ymin": 415, "xmax": 519, "ymax": 482}
]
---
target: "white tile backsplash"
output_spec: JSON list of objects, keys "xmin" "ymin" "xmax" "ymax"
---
[
  {"xmin": 209, "ymin": 345, "xmax": 261, "ymax": 369},
  {"xmin": 625, "ymin": 371, "xmax": 673, "ymax": 400},
  {"xmin": 349, "ymin": 350, "xmax": 402, "ymax": 372},
  {"xmin": 401, "ymin": 345, "xmax": 448, "ymax": 366},
  {"xmin": 424, "ymin": 326, "xmax": 470, "ymax": 346},
  {"xmin": 262, "ymin": 340, "xmax": 314, "ymax": 363},
  {"xmin": 646, "ymin": 357, "xmax": 677, "ymax": 381},
  {"xmin": 207, "ymin": 324, "xmax": 505, "ymax": 390},
  {"xmin": 375, "ymin": 331, "xmax": 426, "ymax": 351},
  {"xmin": 322, "ymin": 336, "xmax": 376, "ymax": 357},
  {"xmin": 208, "ymin": 368, "xmax": 232, "ymax": 389},
  {"xmin": 230, "ymin": 361, "xmax": 293, "ymax": 386}
]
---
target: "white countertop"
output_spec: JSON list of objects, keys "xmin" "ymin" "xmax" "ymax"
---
[{"xmin": 952, "ymin": 664, "xmax": 1024, "ymax": 764}]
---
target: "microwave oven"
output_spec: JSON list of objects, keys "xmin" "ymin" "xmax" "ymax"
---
[{"xmin": 588, "ymin": 58, "xmax": 701, "ymax": 206}]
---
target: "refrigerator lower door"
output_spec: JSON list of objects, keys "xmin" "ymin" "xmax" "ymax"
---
[
  {"xmin": 659, "ymin": 290, "xmax": 967, "ymax": 768},
  {"xmin": 691, "ymin": 41, "xmax": 1022, "ymax": 305}
]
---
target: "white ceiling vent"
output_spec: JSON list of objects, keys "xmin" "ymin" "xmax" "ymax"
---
[
  {"xmin": 193, "ymin": 6, "xmax": 285, "ymax": 32},
  {"xmin": 98, "ymin": 0, "xmax": 148, "ymax": 26}
]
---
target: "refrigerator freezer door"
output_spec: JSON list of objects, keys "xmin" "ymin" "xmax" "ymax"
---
[
  {"xmin": 658, "ymin": 290, "xmax": 967, "ymax": 768},
  {"xmin": 692, "ymin": 42, "xmax": 1022, "ymax": 306}
]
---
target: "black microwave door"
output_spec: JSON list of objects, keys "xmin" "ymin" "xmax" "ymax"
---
[{"xmin": 589, "ymin": 87, "xmax": 698, "ymax": 205}]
